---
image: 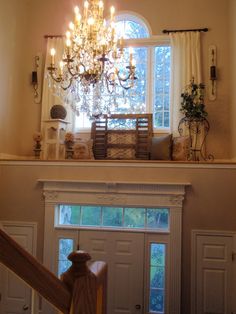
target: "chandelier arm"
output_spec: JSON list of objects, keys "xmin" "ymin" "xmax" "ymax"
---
[
  {"xmin": 61, "ymin": 80, "xmax": 73, "ymax": 90},
  {"xmin": 116, "ymin": 73, "xmax": 134, "ymax": 90}
]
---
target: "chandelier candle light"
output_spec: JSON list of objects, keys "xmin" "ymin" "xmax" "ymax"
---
[{"xmin": 47, "ymin": 0, "xmax": 136, "ymax": 119}]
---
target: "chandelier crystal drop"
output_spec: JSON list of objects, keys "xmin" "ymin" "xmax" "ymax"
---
[{"xmin": 47, "ymin": 0, "xmax": 137, "ymax": 119}]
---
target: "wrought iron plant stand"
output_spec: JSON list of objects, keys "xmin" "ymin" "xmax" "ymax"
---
[{"xmin": 178, "ymin": 117, "xmax": 214, "ymax": 162}]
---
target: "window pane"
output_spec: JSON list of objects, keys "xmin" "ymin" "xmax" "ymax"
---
[
  {"xmin": 59, "ymin": 205, "xmax": 81, "ymax": 225},
  {"xmin": 113, "ymin": 47, "xmax": 147, "ymax": 115},
  {"xmin": 150, "ymin": 267, "xmax": 165, "ymax": 289},
  {"xmin": 147, "ymin": 208, "xmax": 169, "ymax": 229},
  {"xmin": 102, "ymin": 207, "xmax": 123, "ymax": 227},
  {"xmin": 115, "ymin": 20, "xmax": 149, "ymax": 39},
  {"xmin": 150, "ymin": 243, "xmax": 165, "ymax": 266},
  {"xmin": 149, "ymin": 289, "xmax": 165, "ymax": 313},
  {"xmin": 81, "ymin": 206, "xmax": 101, "ymax": 226},
  {"xmin": 153, "ymin": 46, "xmax": 171, "ymax": 128},
  {"xmin": 58, "ymin": 238, "xmax": 73, "ymax": 276},
  {"xmin": 124, "ymin": 207, "xmax": 145, "ymax": 228}
]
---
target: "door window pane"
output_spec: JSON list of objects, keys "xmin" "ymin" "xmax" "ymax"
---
[{"xmin": 150, "ymin": 289, "xmax": 165, "ymax": 313}]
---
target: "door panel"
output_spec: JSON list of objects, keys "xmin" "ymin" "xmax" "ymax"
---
[
  {"xmin": 195, "ymin": 234, "xmax": 232, "ymax": 314},
  {"xmin": 0, "ymin": 224, "xmax": 36, "ymax": 314},
  {"xmin": 79, "ymin": 230, "xmax": 144, "ymax": 314}
]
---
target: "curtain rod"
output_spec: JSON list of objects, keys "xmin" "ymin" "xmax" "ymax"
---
[
  {"xmin": 44, "ymin": 35, "xmax": 64, "ymax": 39},
  {"xmin": 162, "ymin": 28, "xmax": 208, "ymax": 34}
]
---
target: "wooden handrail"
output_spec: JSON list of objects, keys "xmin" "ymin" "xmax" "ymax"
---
[{"xmin": 0, "ymin": 229, "xmax": 71, "ymax": 314}]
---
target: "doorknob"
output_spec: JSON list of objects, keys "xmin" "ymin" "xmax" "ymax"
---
[
  {"xmin": 22, "ymin": 304, "xmax": 29, "ymax": 311},
  {"xmin": 135, "ymin": 304, "xmax": 141, "ymax": 310}
]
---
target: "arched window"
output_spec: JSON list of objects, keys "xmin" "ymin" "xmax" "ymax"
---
[
  {"xmin": 114, "ymin": 15, "xmax": 150, "ymax": 38},
  {"xmin": 75, "ymin": 13, "xmax": 171, "ymax": 131}
]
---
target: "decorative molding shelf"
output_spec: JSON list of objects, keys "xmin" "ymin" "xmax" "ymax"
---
[
  {"xmin": 39, "ymin": 179, "xmax": 190, "ymax": 207},
  {"xmin": 1, "ymin": 159, "xmax": 236, "ymax": 169}
]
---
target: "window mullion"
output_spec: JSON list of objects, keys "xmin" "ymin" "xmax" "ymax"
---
[{"xmin": 147, "ymin": 46, "xmax": 154, "ymax": 113}]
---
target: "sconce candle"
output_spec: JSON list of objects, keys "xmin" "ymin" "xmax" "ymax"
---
[
  {"xmin": 50, "ymin": 48, "xmax": 56, "ymax": 65},
  {"xmin": 208, "ymin": 45, "xmax": 217, "ymax": 100},
  {"xmin": 210, "ymin": 65, "xmax": 217, "ymax": 81}
]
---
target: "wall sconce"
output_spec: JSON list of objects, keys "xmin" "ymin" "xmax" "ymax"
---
[
  {"xmin": 209, "ymin": 45, "xmax": 217, "ymax": 100},
  {"xmin": 31, "ymin": 53, "xmax": 42, "ymax": 104}
]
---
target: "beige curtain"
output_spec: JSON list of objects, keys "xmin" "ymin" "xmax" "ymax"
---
[
  {"xmin": 41, "ymin": 37, "xmax": 73, "ymax": 130},
  {"xmin": 170, "ymin": 31, "xmax": 202, "ymax": 135}
]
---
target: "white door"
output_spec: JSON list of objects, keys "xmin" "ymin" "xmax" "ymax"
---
[
  {"xmin": 194, "ymin": 234, "xmax": 233, "ymax": 314},
  {"xmin": 0, "ymin": 223, "xmax": 36, "ymax": 314},
  {"xmin": 79, "ymin": 230, "xmax": 144, "ymax": 314}
]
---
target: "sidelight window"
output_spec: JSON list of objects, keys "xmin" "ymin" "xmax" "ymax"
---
[
  {"xmin": 149, "ymin": 243, "xmax": 166, "ymax": 313},
  {"xmin": 58, "ymin": 238, "xmax": 73, "ymax": 276}
]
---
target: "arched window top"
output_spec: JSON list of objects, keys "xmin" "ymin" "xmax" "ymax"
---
[{"xmin": 114, "ymin": 13, "xmax": 150, "ymax": 39}]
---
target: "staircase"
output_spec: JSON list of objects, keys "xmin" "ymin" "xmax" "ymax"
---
[{"xmin": 0, "ymin": 229, "xmax": 107, "ymax": 314}]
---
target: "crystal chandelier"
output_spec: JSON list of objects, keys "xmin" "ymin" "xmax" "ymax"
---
[{"xmin": 47, "ymin": 0, "xmax": 136, "ymax": 118}]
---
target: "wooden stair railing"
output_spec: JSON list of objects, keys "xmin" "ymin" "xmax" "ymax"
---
[
  {"xmin": 0, "ymin": 229, "xmax": 107, "ymax": 314},
  {"xmin": 0, "ymin": 228, "xmax": 71, "ymax": 313}
]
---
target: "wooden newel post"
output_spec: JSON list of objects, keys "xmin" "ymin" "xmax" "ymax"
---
[
  {"xmin": 61, "ymin": 250, "xmax": 97, "ymax": 314},
  {"xmin": 61, "ymin": 250, "xmax": 92, "ymax": 292}
]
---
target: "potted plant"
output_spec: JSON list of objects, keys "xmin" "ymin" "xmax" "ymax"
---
[
  {"xmin": 178, "ymin": 79, "xmax": 214, "ymax": 161},
  {"xmin": 180, "ymin": 79, "xmax": 208, "ymax": 120}
]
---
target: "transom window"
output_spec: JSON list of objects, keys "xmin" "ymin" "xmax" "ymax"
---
[
  {"xmin": 75, "ymin": 13, "xmax": 171, "ymax": 131},
  {"xmin": 57, "ymin": 204, "xmax": 169, "ymax": 231}
]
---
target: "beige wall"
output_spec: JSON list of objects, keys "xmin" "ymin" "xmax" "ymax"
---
[
  {"xmin": 0, "ymin": 0, "xmax": 233, "ymax": 158},
  {"xmin": 229, "ymin": 0, "xmax": 236, "ymax": 159},
  {"xmin": 0, "ymin": 161, "xmax": 236, "ymax": 313},
  {"xmin": 0, "ymin": 0, "xmax": 28, "ymax": 155}
]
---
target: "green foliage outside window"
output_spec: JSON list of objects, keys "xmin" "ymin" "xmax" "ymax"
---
[{"xmin": 58, "ymin": 205, "xmax": 169, "ymax": 230}]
